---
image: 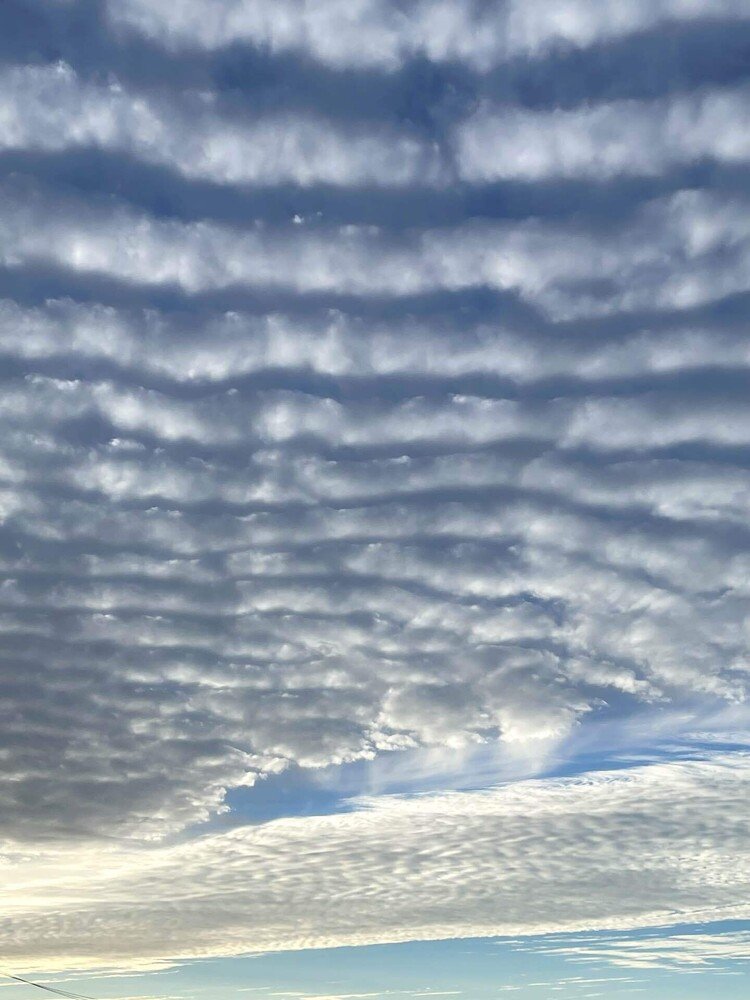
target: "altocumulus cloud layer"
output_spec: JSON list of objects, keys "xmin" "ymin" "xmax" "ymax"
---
[
  {"xmin": 2, "ymin": 756, "xmax": 748, "ymax": 971},
  {"xmin": 1, "ymin": 0, "xmax": 750, "ymax": 976}
]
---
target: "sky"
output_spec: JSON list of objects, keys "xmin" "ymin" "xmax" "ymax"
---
[{"xmin": 1, "ymin": 1, "xmax": 750, "ymax": 998}]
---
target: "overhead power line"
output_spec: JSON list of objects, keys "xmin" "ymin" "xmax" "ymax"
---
[{"xmin": 0, "ymin": 970, "xmax": 94, "ymax": 999}]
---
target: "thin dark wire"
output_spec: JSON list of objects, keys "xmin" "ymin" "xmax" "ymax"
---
[{"xmin": 0, "ymin": 970, "xmax": 94, "ymax": 999}]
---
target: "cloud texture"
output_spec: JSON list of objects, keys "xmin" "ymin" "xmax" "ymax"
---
[
  {"xmin": 1, "ymin": 754, "xmax": 748, "ymax": 972},
  {"xmin": 1, "ymin": 0, "xmax": 749, "ymax": 977},
  {"xmin": 107, "ymin": 0, "xmax": 750, "ymax": 69}
]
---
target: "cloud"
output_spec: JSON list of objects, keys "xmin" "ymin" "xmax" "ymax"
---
[
  {"xmin": 0, "ymin": 754, "xmax": 747, "ymax": 973},
  {"xmin": 0, "ymin": 63, "xmax": 441, "ymax": 188},
  {"xmin": 0, "ymin": 287, "xmax": 749, "ymax": 838},
  {"xmin": 106, "ymin": 0, "xmax": 750, "ymax": 70},
  {"xmin": 5, "ymin": 467, "xmax": 750, "ymax": 805},
  {"xmin": 1, "ymin": 1, "xmax": 750, "ymax": 980},
  {"xmin": 456, "ymin": 85, "xmax": 750, "ymax": 181},
  {"xmin": 3, "ymin": 181, "xmax": 750, "ymax": 320},
  {"xmin": 534, "ymin": 929, "xmax": 750, "ymax": 970},
  {"xmin": 6, "ymin": 68, "xmax": 750, "ymax": 194},
  {"xmin": 4, "ymin": 298, "xmax": 750, "ymax": 385}
]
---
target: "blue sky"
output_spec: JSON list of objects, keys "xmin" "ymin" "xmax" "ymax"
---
[
  {"xmin": 5, "ymin": 930, "xmax": 750, "ymax": 1000},
  {"xmin": 1, "ymin": 1, "xmax": 749, "ymax": 998}
]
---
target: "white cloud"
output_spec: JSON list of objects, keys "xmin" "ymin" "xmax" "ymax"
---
[
  {"xmin": 0, "ymin": 754, "xmax": 747, "ymax": 973},
  {"xmin": 2, "ymin": 184, "xmax": 750, "ymax": 320},
  {"xmin": 457, "ymin": 85, "xmax": 750, "ymax": 181},
  {"xmin": 107, "ymin": 0, "xmax": 750, "ymax": 70},
  {"xmin": 535, "ymin": 929, "xmax": 750, "ymax": 970},
  {"xmin": 0, "ymin": 63, "xmax": 440, "ymax": 188},
  {"xmin": 3, "ymin": 299, "xmax": 749, "ymax": 385},
  {"xmin": 9, "ymin": 68, "xmax": 750, "ymax": 196}
]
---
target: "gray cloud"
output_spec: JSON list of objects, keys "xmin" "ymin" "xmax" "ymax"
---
[{"xmin": 1, "ymin": 335, "xmax": 749, "ymax": 838}]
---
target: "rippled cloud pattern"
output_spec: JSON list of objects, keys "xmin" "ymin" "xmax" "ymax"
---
[{"xmin": 1, "ymin": 0, "xmax": 749, "ymax": 987}]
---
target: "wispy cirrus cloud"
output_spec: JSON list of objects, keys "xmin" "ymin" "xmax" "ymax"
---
[{"xmin": 532, "ymin": 929, "xmax": 750, "ymax": 970}]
